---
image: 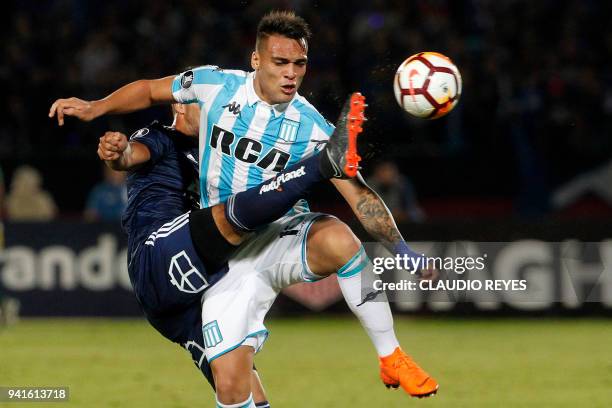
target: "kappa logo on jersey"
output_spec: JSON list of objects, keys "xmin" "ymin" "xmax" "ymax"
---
[
  {"xmin": 259, "ymin": 166, "xmax": 306, "ymax": 195},
  {"xmin": 202, "ymin": 320, "xmax": 223, "ymax": 348},
  {"xmin": 181, "ymin": 70, "xmax": 194, "ymax": 89},
  {"xmin": 222, "ymin": 101, "xmax": 241, "ymax": 115},
  {"xmin": 210, "ymin": 124, "xmax": 291, "ymax": 171},
  {"xmin": 278, "ymin": 119, "xmax": 300, "ymax": 142},
  {"xmin": 168, "ymin": 250, "xmax": 209, "ymax": 293},
  {"xmin": 130, "ymin": 128, "xmax": 150, "ymax": 140}
]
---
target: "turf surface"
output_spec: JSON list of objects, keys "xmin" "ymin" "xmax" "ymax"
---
[{"xmin": 1, "ymin": 317, "xmax": 611, "ymax": 407}]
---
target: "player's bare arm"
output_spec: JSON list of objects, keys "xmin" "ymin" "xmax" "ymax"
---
[
  {"xmin": 332, "ymin": 175, "xmax": 437, "ymax": 280},
  {"xmin": 49, "ymin": 76, "xmax": 175, "ymax": 126},
  {"xmin": 97, "ymin": 131, "xmax": 151, "ymax": 171},
  {"xmin": 332, "ymin": 174, "xmax": 403, "ymax": 247}
]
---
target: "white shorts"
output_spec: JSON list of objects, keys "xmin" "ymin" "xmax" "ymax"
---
[{"xmin": 201, "ymin": 210, "xmax": 329, "ymax": 363}]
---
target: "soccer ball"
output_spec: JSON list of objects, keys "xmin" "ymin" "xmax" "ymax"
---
[{"xmin": 393, "ymin": 52, "xmax": 462, "ymax": 119}]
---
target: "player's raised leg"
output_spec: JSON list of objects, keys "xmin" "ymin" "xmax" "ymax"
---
[{"xmin": 305, "ymin": 217, "xmax": 439, "ymax": 398}]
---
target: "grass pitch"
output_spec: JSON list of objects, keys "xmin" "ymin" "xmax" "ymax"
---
[{"xmin": 1, "ymin": 317, "xmax": 611, "ymax": 407}]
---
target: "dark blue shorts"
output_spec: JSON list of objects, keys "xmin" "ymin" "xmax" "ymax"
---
[{"xmin": 128, "ymin": 212, "xmax": 227, "ymax": 388}]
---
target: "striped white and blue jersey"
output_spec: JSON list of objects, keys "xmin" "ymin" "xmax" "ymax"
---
[{"xmin": 171, "ymin": 66, "xmax": 334, "ymax": 208}]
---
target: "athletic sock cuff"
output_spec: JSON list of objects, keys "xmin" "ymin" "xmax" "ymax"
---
[
  {"xmin": 216, "ymin": 393, "xmax": 254, "ymax": 408},
  {"xmin": 337, "ymin": 246, "xmax": 369, "ymax": 278}
]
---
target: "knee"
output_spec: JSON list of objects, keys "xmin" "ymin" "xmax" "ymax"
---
[
  {"xmin": 307, "ymin": 218, "xmax": 362, "ymax": 274},
  {"xmin": 328, "ymin": 224, "xmax": 361, "ymax": 261},
  {"xmin": 214, "ymin": 374, "xmax": 251, "ymax": 404}
]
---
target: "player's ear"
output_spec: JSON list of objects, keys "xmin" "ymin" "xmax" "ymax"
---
[{"xmin": 251, "ymin": 51, "xmax": 259, "ymax": 70}]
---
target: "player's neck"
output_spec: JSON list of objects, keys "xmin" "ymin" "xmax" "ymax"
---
[{"xmin": 253, "ymin": 76, "xmax": 273, "ymax": 105}]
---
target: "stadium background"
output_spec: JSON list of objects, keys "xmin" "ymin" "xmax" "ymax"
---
[{"xmin": 1, "ymin": 1, "xmax": 611, "ymax": 407}]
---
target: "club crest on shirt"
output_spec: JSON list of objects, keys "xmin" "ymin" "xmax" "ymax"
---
[
  {"xmin": 278, "ymin": 119, "xmax": 300, "ymax": 142},
  {"xmin": 181, "ymin": 71, "xmax": 194, "ymax": 89},
  {"xmin": 130, "ymin": 127, "xmax": 150, "ymax": 140}
]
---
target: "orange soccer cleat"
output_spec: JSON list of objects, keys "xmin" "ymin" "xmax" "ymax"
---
[
  {"xmin": 323, "ymin": 92, "xmax": 366, "ymax": 179},
  {"xmin": 379, "ymin": 347, "xmax": 439, "ymax": 398},
  {"xmin": 343, "ymin": 92, "xmax": 366, "ymax": 178}
]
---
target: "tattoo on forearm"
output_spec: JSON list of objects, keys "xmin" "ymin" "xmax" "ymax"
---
[{"xmin": 355, "ymin": 189, "xmax": 403, "ymax": 245}]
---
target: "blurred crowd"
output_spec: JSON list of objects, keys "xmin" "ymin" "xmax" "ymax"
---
[{"xmin": 2, "ymin": 0, "xmax": 612, "ymax": 219}]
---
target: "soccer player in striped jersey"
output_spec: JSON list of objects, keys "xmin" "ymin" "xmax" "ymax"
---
[{"xmin": 50, "ymin": 10, "xmax": 439, "ymax": 406}]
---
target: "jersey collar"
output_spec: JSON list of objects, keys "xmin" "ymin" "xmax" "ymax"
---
[{"xmin": 246, "ymin": 71, "xmax": 298, "ymax": 118}]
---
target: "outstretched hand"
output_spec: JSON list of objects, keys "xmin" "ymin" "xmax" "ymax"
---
[
  {"xmin": 48, "ymin": 97, "xmax": 97, "ymax": 126},
  {"xmin": 97, "ymin": 131, "xmax": 128, "ymax": 162}
]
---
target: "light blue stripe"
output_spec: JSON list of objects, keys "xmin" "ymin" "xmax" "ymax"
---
[
  {"xmin": 192, "ymin": 67, "xmax": 227, "ymax": 85},
  {"xmin": 337, "ymin": 246, "xmax": 370, "ymax": 278},
  {"xmin": 217, "ymin": 98, "xmax": 256, "ymax": 203},
  {"xmin": 338, "ymin": 257, "xmax": 370, "ymax": 279},
  {"xmin": 207, "ymin": 329, "xmax": 269, "ymax": 363},
  {"xmin": 286, "ymin": 100, "xmax": 316, "ymax": 168},
  {"xmin": 245, "ymin": 112, "xmax": 283, "ymax": 189},
  {"xmin": 338, "ymin": 261, "xmax": 367, "ymax": 279},
  {"xmin": 337, "ymin": 246, "xmax": 365, "ymax": 275},
  {"xmin": 338, "ymin": 256, "xmax": 370, "ymax": 279},
  {"xmin": 171, "ymin": 76, "xmax": 182, "ymax": 94},
  {"xmin": 199, "ymin": 76, "xmax": 246, "ymax": 207},
  {"xmin": 282, "ymin": 101, "xmax": 326, "ymax": 212},
  {"xmin": 172, "ymin": 66, "xmax": 228, "ymax": 100},
  {"xmin": 295, "ymin": 98, "xmax": 335, "ymax": 135}
]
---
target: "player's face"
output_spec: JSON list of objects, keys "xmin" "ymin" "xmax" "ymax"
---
[{"xmin": 252, "ymin": 34, "xmax": 308, "ymax": 105}]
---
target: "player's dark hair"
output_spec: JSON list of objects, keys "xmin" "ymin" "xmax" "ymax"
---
[{"xmin": 256, "ymin": 11, "xmax": 311, "ymax": 50}]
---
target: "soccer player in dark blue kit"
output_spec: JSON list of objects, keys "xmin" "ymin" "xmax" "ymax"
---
[
  {"xmin": 97, "ymin": 103, "xmax": 260, "ymax": 400},
  {"xmin": 97, "ymin": 97, "xmax": 367, "ymax": 406}
]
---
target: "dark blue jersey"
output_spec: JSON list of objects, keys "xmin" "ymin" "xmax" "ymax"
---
[
  {"xmin": 118, "ymin": 123, "xmax": 216, "ymax": 387},
  {"xmin": 121, "ymin": 122, "xmax": 199, "ymax": 259}
]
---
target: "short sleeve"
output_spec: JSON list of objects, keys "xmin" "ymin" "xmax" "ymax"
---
[
  {"xmin": 129, "ymin": 127, "xmax": 173, "ymax": 163},
  {"xmin": 309, "ymin": 113, "xmax": 335, "ymax": 155},
  {"xmin": 312, "ymin": 118, "xmax": 334, "ymax": 140},
  {"xmin": 172, "ymin": 65, "xmax": 226, "ymax": 105}
]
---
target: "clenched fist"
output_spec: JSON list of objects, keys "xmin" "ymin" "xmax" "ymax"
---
[{"xmin": 97, "ymin": 131, "xmax": 128, "ymax": 161}]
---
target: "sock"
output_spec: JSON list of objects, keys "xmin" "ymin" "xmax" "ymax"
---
[
  {"xmin": 336, "ymin": 246, "xmax": 400, "ymax": 357},
  {"xmin": 216, "ymin": 393, "xmax": 256, "ymax": 408},
  {"xmin": 255, "ymin": 402, "xmax": 270, "ymax": 408},
  {"xmin": 225, "ymin": 154, "xmax": 326, "ymax": 232}
]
